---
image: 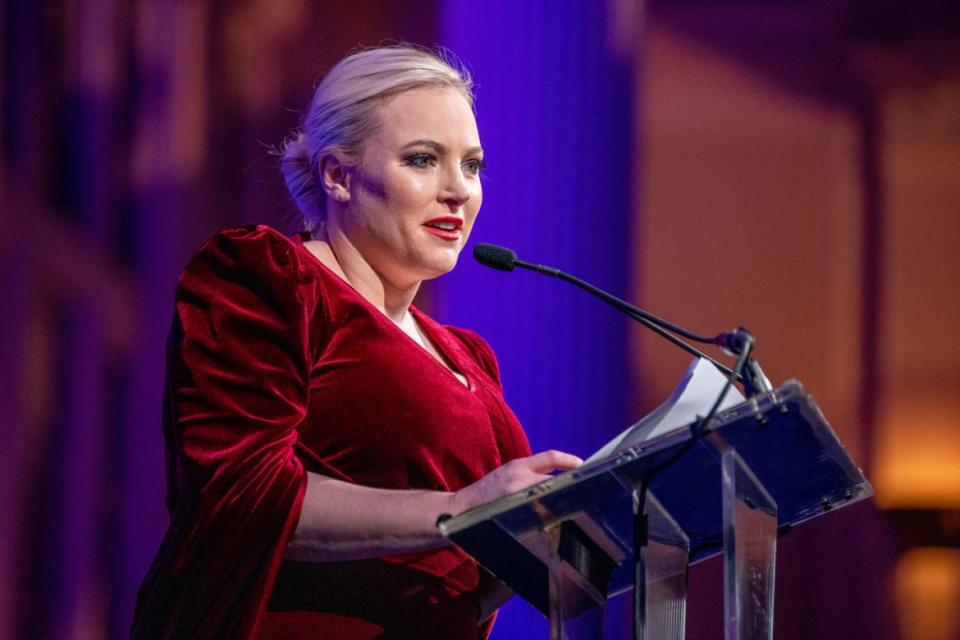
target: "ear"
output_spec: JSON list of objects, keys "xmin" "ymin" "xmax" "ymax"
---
[{"xmin": 318, "ymin": 152, "xmax": 353, "ymax": 203}]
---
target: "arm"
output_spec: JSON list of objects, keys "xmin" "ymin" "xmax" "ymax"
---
[
  {"xmin": 285, "ymin": 449, "xmax": 583, "ymax": 562},
  {"xmin": 284, "ymin": 472, "xmax": 453, "ymax": 562},
  {"xmin": 134, "ymin": 227, "xmax": 314, "ymax": 639}
]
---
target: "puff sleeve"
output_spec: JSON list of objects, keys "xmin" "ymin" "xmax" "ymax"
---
[{"xmin": 132, "ymin": 226, "xmax": 320, "ymax": 639}]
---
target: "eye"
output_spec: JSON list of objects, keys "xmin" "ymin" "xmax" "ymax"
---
[
  {"xmin": 402, "ymin": 153, "xmax": 436, "ymax": 169},
  {"xmin": 463, "ymin": 159, "xmax": 487, "ymax": 177}
]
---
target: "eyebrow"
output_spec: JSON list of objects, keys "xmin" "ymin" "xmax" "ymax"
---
[{"xmin": 399, "ymin": 139, "xmax": 483, "ymax": 156}]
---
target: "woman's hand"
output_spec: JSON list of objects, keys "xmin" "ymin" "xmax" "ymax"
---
[{"xmin": 449, "ymin": 450, "xmax": 584, "ymax": 516}]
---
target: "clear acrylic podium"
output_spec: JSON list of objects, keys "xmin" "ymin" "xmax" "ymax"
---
[{"xmin": 439, "ymin": 380, "xmax": 873, "ymax": 639}]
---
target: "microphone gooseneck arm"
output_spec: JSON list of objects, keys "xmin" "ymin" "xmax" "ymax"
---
[
  {"xmin": 473, "ymin": 242, "xmax": 747, "ymax": 383},
  {"xmin": 515, "ymin": 257, "xmax": 742, "ymax": 381}
]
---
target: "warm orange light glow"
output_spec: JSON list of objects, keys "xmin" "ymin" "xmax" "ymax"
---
[
  {"xmin": 873, "ymin": 76, "xmax": 960, "ymax": 513},
  {"xmin": 895, "ymin": 547, "xmax": 960, "ymax": 640},
  {"xmin": 873, "ymin": 397, "xmax": 960, "ymax": 510}
]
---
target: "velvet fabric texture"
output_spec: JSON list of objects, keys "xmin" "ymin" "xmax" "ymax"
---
[{"xmin": 131, "ymin": 225, "xmax": 531, "ymax": 639}]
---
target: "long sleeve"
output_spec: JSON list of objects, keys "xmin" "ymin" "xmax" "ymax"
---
[{"xmin": 132, "ymin": 226, "xmax": 321, "ymax": 639}]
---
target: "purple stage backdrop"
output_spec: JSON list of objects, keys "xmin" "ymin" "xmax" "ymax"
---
[{"xmin": 436, "ymin": 1, "xmax": 635, "ymax": 636}]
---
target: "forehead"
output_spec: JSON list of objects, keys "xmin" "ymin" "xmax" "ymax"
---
[{"xmin": 370, "ymin": 85, "xmax": 480, "ymax": 147}]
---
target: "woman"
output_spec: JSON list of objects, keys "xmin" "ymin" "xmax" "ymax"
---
[{"xmin": 131, "ymin": 45, "xmax": 582, "ymax": 639}]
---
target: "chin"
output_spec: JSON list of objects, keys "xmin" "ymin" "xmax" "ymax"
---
[{"xmin": 416, "ymin": 252, "xmax": 461, "ymax": 280}]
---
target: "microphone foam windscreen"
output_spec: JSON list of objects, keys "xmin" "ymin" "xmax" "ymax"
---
[{"xmin": 473, "ymin": 243, "xmax": 517, "ymax": 271}]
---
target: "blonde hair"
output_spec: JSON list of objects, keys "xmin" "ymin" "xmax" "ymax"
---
[{"xmin": 281, "ymin": 45, "xmax": 474, "ymax": 233}]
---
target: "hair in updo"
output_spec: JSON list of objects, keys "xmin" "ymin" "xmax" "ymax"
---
[{"xmin": 281, "ymin": 45, "xmax": 474, "ymax": 234}]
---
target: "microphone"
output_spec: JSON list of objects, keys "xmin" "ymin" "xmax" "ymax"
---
[
  {"xmin": 472, "ymin": 242, "xmax": 758, "ymax": 387},
  {"xmin": 474, "ymin": 242, "xmax": 561, "ymax": 276},
  {"xmin": 473, "ymin": 243, "xmax": 518, "ymax": 271}
]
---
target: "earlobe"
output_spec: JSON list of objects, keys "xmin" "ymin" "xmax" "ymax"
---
[{"xmin": 319, "ymin": 153, "xmax": 352, "ymax": 203}]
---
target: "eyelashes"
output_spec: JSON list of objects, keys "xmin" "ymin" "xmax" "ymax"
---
[
  {"xmin": 401, "ymin": 153, "xmax": 434, "ymax": 169},
  {"xmin": 401, "ymin": 153, "xmax": 487, "ymax": 176},
  {"xmin": 463, "ymin": 159, "xmax": 488, "ymax": 176}
]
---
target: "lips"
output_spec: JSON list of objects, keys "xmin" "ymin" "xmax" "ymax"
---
[{"xmin": 422, "ymin": 216, "xmax": 464, "ymax": 241}]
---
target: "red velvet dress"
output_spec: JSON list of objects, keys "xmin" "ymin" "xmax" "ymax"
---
[{"xmin": 131, "ymin": 225, "xmax": 531, "ymax": 639}]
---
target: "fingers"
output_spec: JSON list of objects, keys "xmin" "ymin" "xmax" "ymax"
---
[
  {"xmin": 499, "ymin": 472, "xmax": 552, "ymax": 497},
  {"xmin": 524, "ymin": 449, "xmax": 584, "ymax": 474},
  {"xmin": 450, "ymin": 450, "xmax": 585, "ymax": 514}
]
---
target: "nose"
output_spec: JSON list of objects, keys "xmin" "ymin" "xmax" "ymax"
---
[{"xmin": 439, "ymin": 165, "xmax": 472, "ymax": 211}]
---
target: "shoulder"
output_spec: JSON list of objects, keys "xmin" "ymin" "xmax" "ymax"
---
[
  {"xmin": 184, "ymin": 225, "xmax": 302, "ymax": 280},
  {"xmin": 180, "ymin": 225, "xmax": 319, "ymax": 294},
  {"xmin": 445, "ymin": 325, "xmax": 503, "ymax": 386},
  {"xmin": 177, "ymin": 225, "xmax": 327, "ymax": 330}
]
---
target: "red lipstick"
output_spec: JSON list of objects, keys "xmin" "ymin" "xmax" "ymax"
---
[{"xmin": 422, "ymin": 216, "xmax": 464, "ymax": 242}]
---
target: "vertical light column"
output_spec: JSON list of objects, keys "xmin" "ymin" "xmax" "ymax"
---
[
  {"xmin": 0, "ymin": 228, "xmax": 29, "ymax": 640},
  {"xmin": 438, "ymin": 1, "xmax": 636, "ymax": 636},
  {"xmin": 637, "ymin": 19, "xmax": 891, "ymax": 639},
  {"xmin": 54, "ymin": 1, "xmax": 120, "ymax": 635},
  {"xmin": 871, "ymin": 74, "xmax": 960, "ymax": 640},
  {"xmin": 0, "ymin": 5, "xmax": 28, "ymax": 638},
  {"xmin": 119, "ymin": 1, "xmax": 211, "ymax": 635}
]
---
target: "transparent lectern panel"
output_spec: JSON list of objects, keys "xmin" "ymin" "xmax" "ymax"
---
[
  {"xmin": 641, "ymin": 494, "xmax": 689, "ymax": 640},
  {"xmin": 633, "ymin": 381, "xmax": 872, "ymax": 563},
  {"xmin": 545, "ymin": 521, "xmax": 607, "ymax": 640},
  {"xmin": 718, "ymin": 445, "xmax": 777, "ymax": 640},
  {"xmin": 439, "ymin": 380, "xmax": 871, "ymax": 623}
]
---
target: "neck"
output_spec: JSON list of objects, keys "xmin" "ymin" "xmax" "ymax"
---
[{"xmin": 313, "ymin": 226, "xmax": 420, "ymax": 324}]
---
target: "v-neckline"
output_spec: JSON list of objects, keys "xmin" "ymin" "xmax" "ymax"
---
[{"xmin": 293, "ymin": 234, "xmax": 474, "ymax": 391}]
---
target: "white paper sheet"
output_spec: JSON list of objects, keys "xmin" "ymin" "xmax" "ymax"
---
[{"xmin": 586, "ymin": 358, "xmax": 745, "ymax": 463}]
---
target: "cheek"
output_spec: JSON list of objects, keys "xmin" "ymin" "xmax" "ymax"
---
[
  {"xmin": 356, "ymin": 165, "xmax": 426, "ymax": 211},
  {"xmin": 465, "ymin": 184, "xmax": 483, "ymax": 226},
  {"xmin": 381, "ymin": 171, "xmax": 433, "ymax": 211}
]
